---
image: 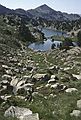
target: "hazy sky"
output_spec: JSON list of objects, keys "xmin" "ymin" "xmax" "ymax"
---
[{"xmin": 0, "ymin": 0, "xmax": 81, "ymax": 14}]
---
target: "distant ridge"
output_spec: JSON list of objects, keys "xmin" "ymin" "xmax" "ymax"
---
[
  {"xmin": 27, "ymin": 4, "xmax": 80, "ymax": 21},
  {"xmin": 0, "ymin": 4, "xmax": 13, "ymax": 14},
  {"xmin": 0, "ymin": 4, "xmax": 80, "ymax": 21}
]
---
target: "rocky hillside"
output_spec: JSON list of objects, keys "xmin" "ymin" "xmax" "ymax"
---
[{"xmin": 0, "ymin": 13, "xmax": 81, "ymax": 120}]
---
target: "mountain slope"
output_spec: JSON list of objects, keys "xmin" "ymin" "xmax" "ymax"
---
[
  {"xmin": 0, "ymin": 4, "xmax": 80, "ymax": 21},
  {"xmin": 0, "ymin": 4, "xmax": 13, "ymax": 14},
  {"xmin": 27, "ymin": 4, "xmax": 80, "ymax": 21}
]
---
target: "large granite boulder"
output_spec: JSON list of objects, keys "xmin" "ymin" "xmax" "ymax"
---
[
  {"xmin": 70, "ymin": 110, "xmax": 81, "ymax": 117},
  {"xmin": 4, "ymin": 106, "xmax": 39, "ymax": 120}
]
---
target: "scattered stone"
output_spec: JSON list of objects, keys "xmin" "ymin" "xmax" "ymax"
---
[
  {"xmin": 51, "ymin": 75, "xmax": 59, "ymax": 80},
  {"xmin": 18, "ymin": 63, "xmax": 22, "ymax": 66},
  {"xmin": 58, "ymin": 84, "xmax": 67, "ymax": 91},
  {"xmin": 14, "ymin": 69, "xmax": 20, "ymax": 73},
  {"xmin": 45, "ymin": 84, "xmax": 50, "ymax": 87},
  {"xmin": 32, "ymin": 74, "xmax": 50, "ymax": 81},
  {"xmin": 64, "ymin": 67, "xmax": 70, "ymax": 71},
  {"xmin": 15, "ymin": 96, "xmax": 25, "ymax": 100},
  {"xmin": 2, "ymin": 74, "xmax": 11, "ymax": 79},
  {"xmin": 23, "ymin": 75, "xmax": 31, "ymax": 80},
  {"xmin": 72, "ymin": 74, "xmax": 81, "ymax": 80},
  {"xmin": 5, "ymin": 69, "xmax": 12, "ymax": 75},
  {"xmin": 48, "ymin": 65, "xmax": 59, "ymax": 74},
  {"xmin": 51, "ymin": 83, "xmax": 59, "ymax": 89},
  {"xmin": 22, "ymin": 113, "xmax": 39, "ymax": 120},
  {"xmin": 49, "ymin": 94, "xmax": 57, "ymax": 98},
  {"xmin": 49, "ymin": 66, "xmax": 59, "ymax": 71},
  {"xmin": 51, "ymin": 75, "xmax": 56, "ymax": 79},
  {"xmin": 16, "ymin": 80, "xmax": 26, "ymax": 87},
  {"xmin": 9, "ymin": 58, "xmax": 18, "ymax": 62},
  {"xmin": 48, "ymin": 79, "xmax": 56, "ymax": 84},
  {"xmin": 1, "ymin": 95, "xmax": 12, "ymax": 101},
  {"xmin": 2, "ymin": 65, "xmax": 9, "ymax": 69},
  {"xmin": 10, "ymin": 77, "xmax": 18, "ymax": 86},
  {"xmin": 0, "ymin": 80, "xmax": 9, "ymax": 86},
  {"xmin": 36, "ymin": 86, "xmax": 43, "ymax": 90},
  {"xmin": 65, "ymin": 88, "xmax": 78, "ymax": 93}
]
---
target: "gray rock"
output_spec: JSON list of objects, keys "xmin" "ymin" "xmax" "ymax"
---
[
  {"xmin": 5, "ymin": 69, "xmax": 12, "ymax": 75},
  {"xmin": 4, "ymin": 106, "xmax": 32, "ymax": 118},
  {"xmin": 48, "ymin": 78, "xmax": 56, "ymax": 84},
  {"xmin": 65, "ymin": 88, "xmax": 78, "ymax": 93},
  {"xmin": 70, "ymin": 110, "xmax": 81, "ymax": 117},
  {"xmin": 15, "ymin": 96, "xmax": 25, "ymax": 100},
  {"xmin": 32, "ymin": 73, "xmax": 50, "ymax": 81},
  {"xmin": 0, "ymin": 80, "xmax": 9, "ymax": 86},
  {"xmin": 72, "ymin": 74, "xmax": 81, "ymax": 80},
  {"xmin": 51, "ymin": 75, "xmax": 56, "ymax": 79},
  {"xmin": 48, "ymin": 65, "xmax": 59, "ymax": 74},
  {"xmin": 9, "ymin": 58, "xmax": 18, "ymax": 62},
  {"xmin": 10, "ymin": 77, "xmax": 18, "ymax": 86},
  {"xmin": 77, "ymin": 100, "xmax": 81, "ymax": 108},
  {"xmin": 50, "ymin": 83, "xmax": 59, "ymax": 89},
  {"xmin": 21, "ymin": 113, "xmax": 39, "ymax": 120},
  {"xmin": 4, "ymin": 106, "xmax": 39, "ymax": 120},
  {"xmin": 2, "ymin": 65, "xmax": 9, "ymax": 69},
  {"xmin": 2, "ymin": 74, "xmax": 11, "ymax": 79},
  {"xmin": 16, "ymin": 80, "xmax": 26, "ymax": 87},
  {"xmin": 1, "ymin": 95, "xmax": 12, "ymax": 101}
]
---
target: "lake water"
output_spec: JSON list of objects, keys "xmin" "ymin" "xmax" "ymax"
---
[
  {"xmin": 42, "ymin": 28, "xmax": 67, "ymax": 38},
  {"xmin": 28, "ymin": 39, "xmax": 62, "ymax": 51},
  {"xmin": 28, "ymin": 28, "xmax": 76, "ymax": 51}
]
